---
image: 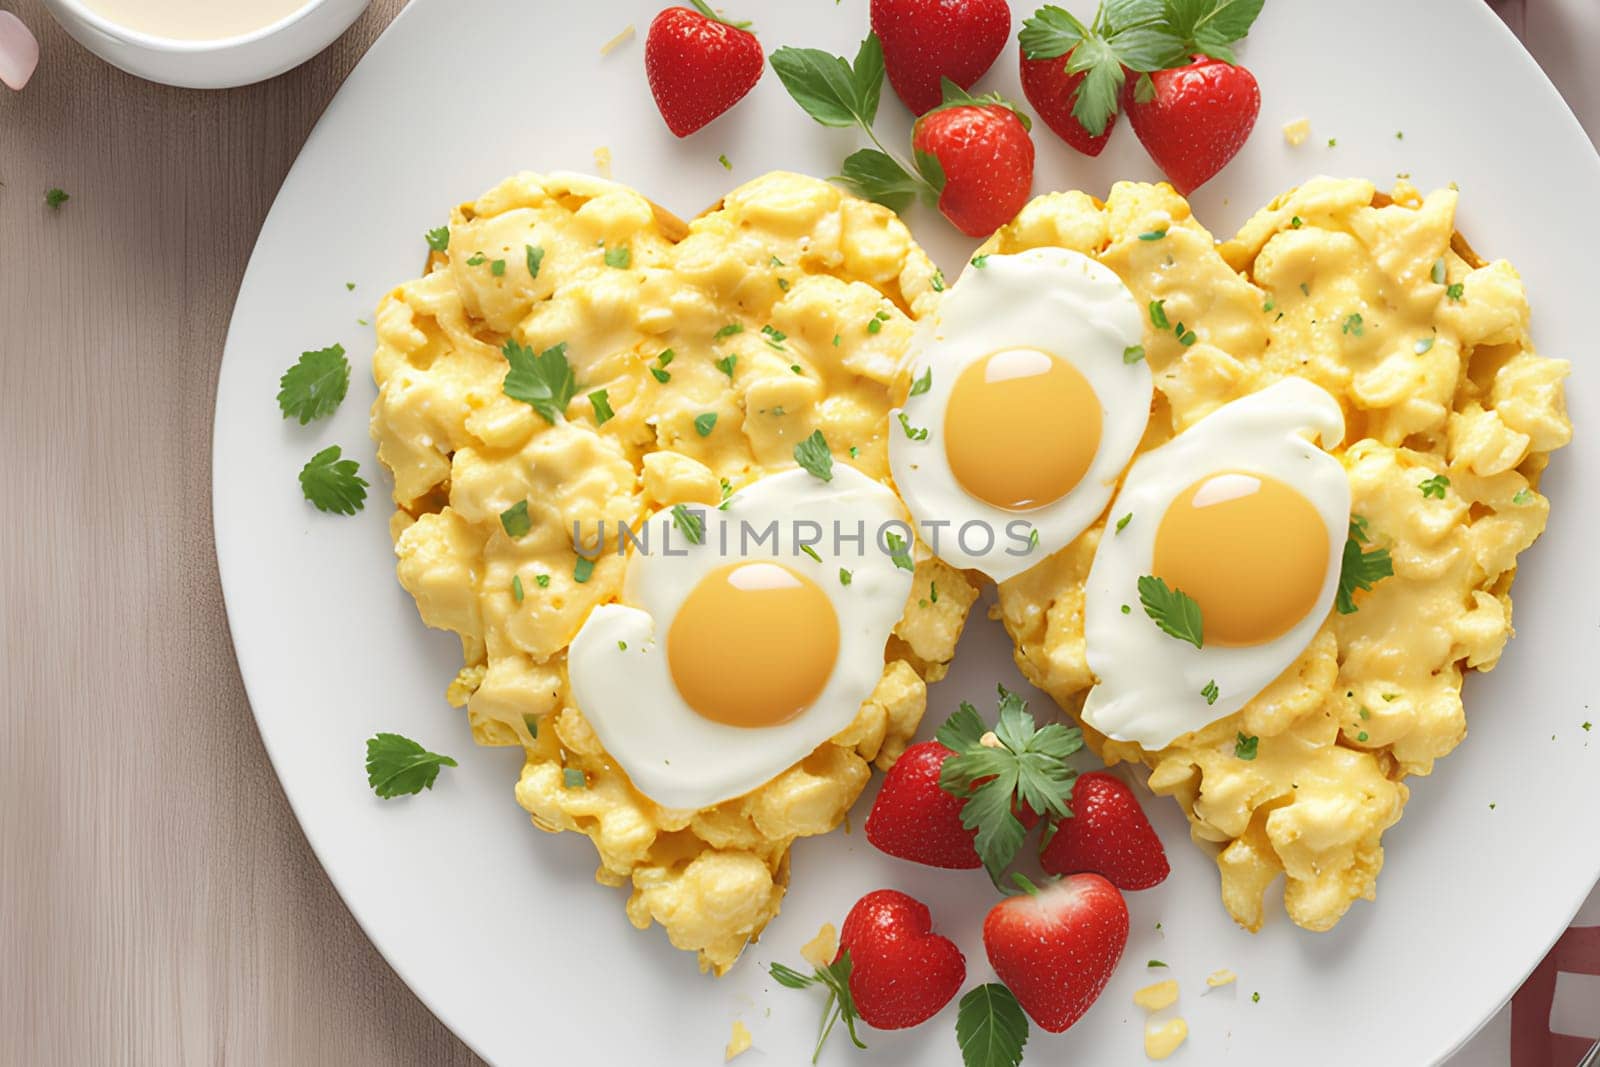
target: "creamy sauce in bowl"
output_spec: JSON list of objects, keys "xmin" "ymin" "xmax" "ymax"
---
[{"xmin": 80, "ymin": 0, "xmax": 311, "ymax": 40}]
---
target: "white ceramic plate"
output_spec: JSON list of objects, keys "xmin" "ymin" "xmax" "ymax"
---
[{"xmin": 212, "ymin": 1, "xmax": 1600, "ymax": 1063}]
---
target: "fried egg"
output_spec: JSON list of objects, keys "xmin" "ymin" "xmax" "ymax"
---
[
  {"xmin": 567, "ymin": 466, "xmax": 915, "ymax": 809},
  {"xmin": 1082, "ymin": 378, "xmax": 1350, "ymax": 749},
  {"xmin": 889, "ymin": 247, "xmax": 1152, "ymax": 581}
]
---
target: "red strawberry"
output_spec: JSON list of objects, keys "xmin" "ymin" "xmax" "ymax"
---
[
  {"xmin": 838, "ymin": 889, "xmax": 966, "ymax": 1029},
  {"xmin": 866, "ymin": 741, "xmax": 1041, "ymax": 869},
  {"xmin": 911, "ymin": 89, "xmax": 1035, "ymax": 237},
  {"xmin": 1019, "ymin": 49, "xmax": 1115, "ymax": 157},
  {"xmin": 1040, "ymin": 771, "xmax": 1170, "ymax": 891},
  {"xmin": 870, "ymin": 0, "xmax": 1011, "ymax": 115},
  {"xmin": 1123, "ymin": 56, "xmax": 1261, "ymax": 194},
  {"xmin": 983, "ymin": 874, "xmax": 1129, "ymax": 1033},
  {"xmin": 644, "ymin": 1, "xmax": 764, "ymax": 138}
]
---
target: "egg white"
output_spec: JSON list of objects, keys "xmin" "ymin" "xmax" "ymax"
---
[
  {"xmin": 1081, "ymin": 378, "xmax": 1350, "ymax": 750},
  {"xmin": 567, "ymin": 466, "xmax": 915, "ymax": 809},
  {"xmin": 890, "ymin": 247, "xmax": 1152, "ymax": 582}
]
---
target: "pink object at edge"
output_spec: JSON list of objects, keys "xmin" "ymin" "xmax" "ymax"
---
[{"xmin": 0, "ymin": 10, "xmax": 40, "ymax": 90}]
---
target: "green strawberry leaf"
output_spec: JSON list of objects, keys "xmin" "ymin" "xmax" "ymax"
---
[
  {"xmin": 956, "ymin": 983, "xmax": 1030, "ymax": 1067},
  {"xmin": 928, "ymin": 76, "xmax": 1033, "ymax": 132},
  {"xmin": 1018, "ymin": 5, "xmax": 1089, "ymax": 59}
]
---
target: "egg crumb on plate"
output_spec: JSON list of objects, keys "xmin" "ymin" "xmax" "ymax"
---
[
  {"xmin": 1206, "ymin": 968, "xmax": 1237, "ymax": 988},
  {"xmin": 800, "ymin": 921, "xmax": 839, "ymax": 969},
  {"xmin": 989, "ymin": 177, "xmax": 1570, "ymax": 935},
  {"xmin": 1283, "ymin": 117, "xmax": 1311, "ymax": 146},
  {"xmin": 1134, "ymin": 979, "xmax": 1180, "ymax": 1012},
  {"xmin": 370, "ymin": 170, "xmax": 979, "ymax": 973},
  {"xmin": 1145, "ymin": 1017, "xmax": 1189, "ymax": 1060},
  {"xmin": 725, "ymin": 1020, "xmax": 752, "ymax": 1061}
]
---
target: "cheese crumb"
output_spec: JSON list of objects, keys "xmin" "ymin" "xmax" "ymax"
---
[
  {"xmin": 1206, "ymin": 968, "xmax": 1237, "ymax": 988},
  {"xmin": 801, "ymin": 922, "xmax": 839, "ymax": 969},
  {"xmin": 600, "ymin": 25, "xmax": 636, "ymax": 55},
  {"xmin": 593, "ymin": 147, "xmax": 613, "ymax": 179},
  {"xmin": 1282, "ymin": 117, "xmax": 1311, "ymax": 146},
  {"xmin": 725, "ymin": 1020, "xmax": 752, "ymax": 1061},
  {"xmin": 1145, "ymin": 1017, "xmax": 1189, "ymax": 1060},
  {"xmin": 1133, "ymin": 979, "xmax": 1179, "ymax": 1012}
]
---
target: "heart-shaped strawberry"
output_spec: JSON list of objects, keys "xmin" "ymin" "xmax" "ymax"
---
[
  {"xmin": 870, "ymin": 0, "xmax": 1011, "ymax": 115},
  {"xmin": 644, "ymin": 1, "xmax": 765, "ymax": 138},
  {"xmin": 1019, "ymin": 49, "xmax": 1115, "ymax": 157},
  {"xmin": 838, "ymin": 889, "xmax": 966, "ymax": 1030},
  {"xmin": 983, "ymin": 874, "xmax": 1128, "ymax": 1033},
  {"xmin": 1040, "ymin": 771, "xmax": 1170, "ymax": 890},
  {"xmin": 865, "ymin": 740, "xmax": 1043, "ymax": 869},
  {"xmin": 1123, "ymin": 56, "xmax": 1261, "ymax": 194}
]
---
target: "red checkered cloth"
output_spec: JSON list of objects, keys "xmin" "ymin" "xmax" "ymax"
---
[{"xmin": 1512, "ymin": 926, "xmax": 1600, "ymax": 1066}]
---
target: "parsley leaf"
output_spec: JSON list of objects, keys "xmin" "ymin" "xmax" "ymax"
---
[
  {"xmin": 885, "ymin": 531, "xmax": 915, "ymax": 572},
  {"xmin": 955, "ymin": 983, "xmax": 1029, "ymax": 1067},
  {"xmin": 502, "ymin": 339, "xmax": 577, "ymax": 423},
  {"xmin": 910, "ymin": 367, "xmax": 933, "ymax": 396},
  {"xmin": 1019, "ymin": 4, "xmax": 1186, "ymax": 136},
  {"xmin": 525, "ymin": 244, "xmax": 544, "ymax": 279},
  {"xmin": 794, "ymin": 429, "xmax": 834, "ymax": 482},
  {"xmin": 589, "ymin": 389, "xmax": 614, "ymax": 425},
  {"xmin": 770, "ymin": 951, "xmax": 868, "ymax": 1063},
  {"xmin": 937, "ymin": 688, "xmax": 1083, "ymax": 886},
  {"xmin": 1336, "ymin": 516, "xmax": 1394, "ymax": 614},
  {"xmin": 45, "ymin": 187, "xmax": 70, "ymax": 209},
  {"xmin": 671, "ymin": 504, "xmax": 705, "ymax": 545},
  {"xmin": 694, "ymin": 412, "xmax": 717, "ymax": 437},
  {"xmin": 365, "ymin": 732, "xmax": 457, "ymax": 798},
  {"xmin": 1418, "ymin": 473, "xmax": 1450, "ymax": 500},
  {"xmin": 837, "ymin": 147, "xmax": 930, "ymax": 212},
  {"xmin": 299, "ymin": 445, "xmax": 368, "ymax": 515},
  {"xmin": 277, "ymin": 343, "xmax": 350, "ymax": 424},
  {"xmin": 1234, "ymin": 732, "xmax": 1259, "ymax": 760},
  {"xmin": 425, "ymin": 226, "xmax": 449, "ymax": 252},
  {"xmin": 1137, "ymin": 575, "xmax": 1203, "ymax": 648}
]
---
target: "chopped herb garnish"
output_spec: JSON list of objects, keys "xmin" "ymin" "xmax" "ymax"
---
[
  {"xmin": 1123, "ymin": 344, "xmax": 1145, "ymax": 364},
  {"xmin": 502, "ymin": 339, "xmax": 577, "ymax": 423},
  {"xmin": 714, "ymin": 354, "xmax": 738, "ymax": 378},
  {"xmin": 1512, "ymin": 488, "xmax": 1534, "ymax": 505},
  {"xmin": 604, "ymin": 245, "xmax": 631, "ymax": 269},
  {"xmin": 718, "ymin": 153, "xmax": 732, "ymax": 170},
  {"xmin": 1137, "ymin": 575, "xmax": 1203, "ymax": 648},
  {"xmin": 1028, "ymin": 528, "xmax": 1040, "ymax": 550},
  {"xmin": 277, "ymin": 343, "xmax": 350, "ymax": 424},
  {"xmin": 848, "ymin": 445, "xmax": 859, "ymax": 458},
  {"xmin": 671, "ymin": 503, "xmax": 704, "ymax": 545},
  {"xmin": 1357, "ymin": 731, "xmax": 1369, "ymax": 742},
  {"xmin": 1148, "ymin": 960, "xmax": 1169, "ymax": 969},
  {"xmin": 762, "ymin": 324, "xmax": 787, "ymax": 349},
  {"xmin": 778, "ymin": 277, "xmax": 790, "ymax": 291},
  {"xmin": 719, "ymin": 478, "xmax": 734, "ymax": 510},
  {"xmin": 365, "ymin": 733, "xmax": 456, "ymax": 798},
  {"xmin": 523, "ymin": 714, "xmax": 538, "ymax": 737},
  {"xmin": 714, "ymin": 322, "xmax": 744, "ymax": 340},
  {"xmin": 971, "ymin": 254, "xmax": 991, "ymax": 268},
  {"xmin": 931, "ymin": 269, "xmax": 946, "ymax": 292},
  {"xmin": 694, "ymin": 412, "xmax": 718, "ymax": 437},
  {"xmin": 1263, "ymin": 299, "xmax": 1276, "ymax": 313},
  {"xmin": 866, "ymin": 317, "xmax": 883, "ymax": 335},
  {"xmin": 1289, "ymin": 215, "xmax": 1303, "ymax": 229},
  {"xmin": 536, "ymin": 574, "xmax": 551, "ymax": 588},
  {"xmin": 650, "ymin": 366, "xmax": 672, "ymax": 384},
  {"xmin": 1176, "ymin": 324, "xmax": 1198, "ymax": 346},
  {"xmin": 1138, "ymin": 229, "xmax": 1167, "ymax": 241},
  {"xmin": 1299, "ymin": 281, "xmax": 1311, "ymax": 296},
  {"xmin": 791, "ymin": 363, "xmax": 804, "ymax": 374},
  {"xmin": 1120, "ymin": 604, "xmax": 1131, "ymax": 614},
  {"xmin": 1418, "ymin": 473, "xmax": 1450, "ymax": 500},
  {"xmin": 573, "ymin": 556, "xmax": 596, "ymax": 583},
  {"xmin": 490, "ymin": 258, "xmax": 506, "ymax": 276},
  {"xmin": 1149, "ymin": 299, "xmax": 1170, "ymax": 330},
  {"xmin": 1115, "ymin": 512, "xmax": 1132, "ymax": 533},
  {"xmin": 345, "ymin": 282, "xmax": 356, "ymax": 291},
  {"xmin": 1235, "ymin": 733, "xmax": 1259, "ymax": 760},
  {"xmin": 466, "ymin": 252, "xmax": 486, "ymax": 265},
  {"xmin": 1342, "ymin": 313, "xmax": 1364, "ymax": 336},
  {"xmin": 299, "ymin": 445, "xmax": 368, "ymax": 515},
  {"xmin": 800, "ymin": 544, "xmax": 822, "ymax": 563},
  {"xmin": 897, "ymin": 412, "xmax": 929, "ymax": 441},
  {"xmin": 1201, "ymin": 680, "xmax": 1219, "ymax": 706},
  {"xmin": 1336, "ymin": 516, "xmax": 1394, "ymax": 614},
  {"xmin": 1415, "ymin": 337, "xmax": 1435, "ymax": 354},
  {"xmin": 1252, "ymin": 992, "xmax": 1261, "ymax": 1003},
  {"xmin": 794, "ymin": 429, "xmax": 834, "ymax": 482},
  {"xmin": 769, "ymin": 255, "xmax": 785, "ymax": 268},
  {"xmin": 885, "ymin": 532, "xmax": 914, "ymax": 572},
  {"xmin": 562, "ymin": 768, "xmax": 587, "ymax": 789},
  {"xmin": 499, "ymin": 500, "xmax": 532, "ymax": 538},
  {"xmin": 910, "ymin": 367, "xmax": 933, "ymax": 396},
  {"xmin": 1446, "ymin": 282, "xmax": 1464, "ymax": 302},
  {"xmin": 526, "ymin": 244, "xmax": 544, "ymax": 279},
  {"xmin": 839, "ymin": 568, "xmax": 853, "ymax": 586},
  {"xmin": 425, "ymin": 226, "xmax": 449, "ymax": 252},
  {"xmin": 512, "ymin": 575, "xmax": 524, "ymax": 603},
  {"xmin": 1431, "ymin": 258, "xmax": 1447, "ymax": 285},
  {"xmin": 589, "ymin": 389, "xmax": 614, "ymax": 425}
]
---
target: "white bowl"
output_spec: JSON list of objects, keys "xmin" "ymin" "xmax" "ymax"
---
[{"xmin": 42, "ymin": 0, "xmax": 370, "ymax": 89}]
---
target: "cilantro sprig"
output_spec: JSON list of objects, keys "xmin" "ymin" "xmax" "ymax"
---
[
  {"xmin": 277, "ymin": 343, "xmax": 350, "ymax": 424},
  {"xmin": 1336, "ymin": 515, "xmax": 1394, "ymax": 614},
  {"xmin": 365, "ymin": 732, "xmax": 457, "ymax": 798},
  {"xmin": 770, "ymin": 951, "xmax": 867, "ymax": 1064},
  {"xmin": 1019, "ymin": 0, "xmax": 1265, "ymax": 137},
  {"xmin": 955, "ymin": 983, "xmax": 1029, "ymax": 1067},
  {"xmin": 937, "ymin": 688, "xmax": 1083, "ymax": 886},
  {"xmin": 502, "ymin": 339, "xmax": 577, "ymax": 423},
  {"xmin": 1137, "ymin": 575, "xmax": 1203, "ymax": 648},
  {"xmin": 299, "ymin": 445, "xmax": 368, "ymax": 515},
  {"xmin": 794, "ymin": 429, "xmax": 834, "ymax": 482}
]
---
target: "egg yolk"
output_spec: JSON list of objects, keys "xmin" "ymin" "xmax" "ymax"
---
[
  {"xmin": 667, "ymin": 561, "xmax": 841, "ymax": 728},
  {"xmin": 1152, "ymin": 472, "xmax": 1330, "ymax": 647},
  {"xmin": 943, "ymin": 347, "xmax": 1103, "ymax": 511}
]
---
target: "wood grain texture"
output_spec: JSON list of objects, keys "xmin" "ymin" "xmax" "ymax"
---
[{"xmin": 0, "ymin": 1, "xmax": 478, "ymax": 1063}]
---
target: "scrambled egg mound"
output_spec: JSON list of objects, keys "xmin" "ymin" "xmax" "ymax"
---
[
  {"xmin": 990, "ymin": 177, "xmax": 1570, "ymax": 933},
  {"xmin": 370, "ymin": 171, "xmax": 978, "ymax": 973}
]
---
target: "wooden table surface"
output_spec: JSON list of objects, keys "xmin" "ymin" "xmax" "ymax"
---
[{"xmin": 1, "ymin": 2, "xmax": 1593, "ymax": 1064}]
